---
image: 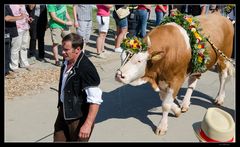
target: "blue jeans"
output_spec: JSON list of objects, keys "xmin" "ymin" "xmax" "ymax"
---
[
  {"xmin": 136, "ymin": 9, "xmax": 149, "ymax": 38},
  {"xmin": 155, "ymin": 11, "xmax": 164, "ymax": 26},
  {"xmin": 113, "ymin": 10, "xmax": 128, "ymax": 29}
]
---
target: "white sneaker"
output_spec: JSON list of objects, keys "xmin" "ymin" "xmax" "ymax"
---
[
  {"xmin": 115, "ymin": 47, "xmax": 123, "ymax": 53},
  {"xmin": 29, "ymin": 56, "xmax": 36, "ymax": 65}
]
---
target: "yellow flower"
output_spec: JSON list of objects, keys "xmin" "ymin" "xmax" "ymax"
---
[
  {"xmin": 194, "ymin": 32, "xmax": 200, "ymax": 38},
  {"xmin": 198, "ymin": 56, "xmax": 203, "ymax": 63},
  {"xmin": 186, "ymin": 17, "xmax": 192, "ymax": 23},
  {"xmin": 129, "ymin": 39, "xmax": 134, "ymax": 45}
]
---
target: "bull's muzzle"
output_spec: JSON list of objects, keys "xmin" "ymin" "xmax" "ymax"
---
[{"xmin": 115, "ymin": 69, "xmax": 125, "ymax": 82}]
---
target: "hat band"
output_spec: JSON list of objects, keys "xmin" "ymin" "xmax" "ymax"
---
[{"xmin": 199, "ymin": 129, "xmax": 234, "ymax": 142}]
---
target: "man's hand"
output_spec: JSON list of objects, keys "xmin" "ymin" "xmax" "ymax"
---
[
  {"xmin": 65, "ymin": 20, "xmax": 73, "ymax": 26},
  {"xmin": 74, "ymin": 21, "xmax": 79, "ymax": 28},
  {"xmin": 79, "ymin": 122, "xmax": 92, "ymax": 139},
  {"xmin": 28, "ymin": 17, "xmax": 34, "ymax": 23}
]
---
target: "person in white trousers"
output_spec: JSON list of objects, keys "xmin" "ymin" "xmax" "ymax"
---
[{"xmin": 9, "ymin": 4, "xmax": 31, "ymax": 71}]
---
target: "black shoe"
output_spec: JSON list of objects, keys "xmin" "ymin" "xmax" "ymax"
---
[
  {"xmin": 5, "ymin": 71, "xmax": 16, "ymax": 79},
  {"xmin": 55, "ymin": 61, "xmax": 62, "ymax": 66},
  {"xmin": 38, "ymin": 58, "xmax": 46, "ymax": 63}
]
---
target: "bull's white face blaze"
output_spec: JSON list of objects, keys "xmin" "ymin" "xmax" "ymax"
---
[{"xmin": 116, "ymin": 51, "xmax": 149, "ymax": 85}]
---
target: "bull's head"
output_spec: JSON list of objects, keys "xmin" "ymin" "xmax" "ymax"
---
[{"xmin": 115, "ymin": 36, "xmax": 164, "ymax": 85}]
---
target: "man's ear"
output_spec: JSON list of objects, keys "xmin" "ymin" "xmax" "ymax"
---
[{"xmin": 75, "ymin": 47, "xmax": 81, "ymax": 54}]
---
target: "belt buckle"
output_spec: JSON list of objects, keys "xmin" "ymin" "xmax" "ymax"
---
[{"xmin": 5, "ymin": 33, "xmax": 10, "ymax": 39}]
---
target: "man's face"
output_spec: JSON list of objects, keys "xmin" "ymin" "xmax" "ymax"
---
[{"xmin": 62, "ymin": 40, "xmax": 80, "ymax": 61}]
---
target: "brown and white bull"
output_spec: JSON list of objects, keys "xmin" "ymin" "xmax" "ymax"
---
[{"xmin": 115, "ymin": 12, "xmax": 234, "ymax": 135}]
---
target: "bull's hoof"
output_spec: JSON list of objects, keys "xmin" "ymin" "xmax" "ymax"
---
[
  {"xmin": 181, "ymin": 107, "xmax": 189, "ymax": 113},
  {"xmin": 155, "ymin": 128, "xmax": 167, "ymax": 136},
  {"xmin": 214, "ymin": 100, "xmax": 223, "ymax": 106},
  {"xmin": 172, "ymin": 107, "xmax": 181, "ymax": 117},
  {"xmin": 175, "ymin": 111, "xmax": 181, "ymax": 117}
]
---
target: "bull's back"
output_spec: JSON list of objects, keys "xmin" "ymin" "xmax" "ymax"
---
[{"xmin": 197, "ymin": 12, "xmax": 234, "ymax": 68}]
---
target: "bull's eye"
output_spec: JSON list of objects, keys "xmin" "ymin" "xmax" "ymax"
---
[{"xmin": 138, "ymin": 60, "xmax": 141, "ymax": 63}]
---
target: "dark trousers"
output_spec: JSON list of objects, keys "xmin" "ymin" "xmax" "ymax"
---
[
  {"xmin": 29, "ymin": 17, "xmax": 46, "ymax": 59},
  {"xmin": 54, "ymin": 105, "xmax": 94, "ymax": 142},
  {"xmin": 127, "ymin": 10, "xmax": 139, "ymax": 37},
  {"xmin": 5, "ymin": 37, "xmax": 11, "ymax": 74}
]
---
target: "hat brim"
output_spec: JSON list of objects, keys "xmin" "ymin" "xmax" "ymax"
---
[
  {"xmin": 194, "ymin": 129, "xmax": 207, "ymax": 142},
  {"xmin": 193, "ymin": 121, "xmax": 206, "ymax": 142}
]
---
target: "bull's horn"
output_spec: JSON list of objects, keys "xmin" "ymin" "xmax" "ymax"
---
[
  {"xmin": 124, "ymin": 32, "xmax": 129, "ymax": 39},
  {"xmin": 147, "ymin": 36, "xmax": 151, "ymax": 47}
]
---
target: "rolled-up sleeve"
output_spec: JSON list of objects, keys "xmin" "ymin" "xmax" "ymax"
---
[{"xmin": 84, "ymin": 87, "xmax": 103, "ymax": 105}]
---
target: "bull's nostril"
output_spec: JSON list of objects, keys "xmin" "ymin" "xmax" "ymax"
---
[{"xmin": 121, "ymin": 75, "xmax": 125, "ymax": 79}]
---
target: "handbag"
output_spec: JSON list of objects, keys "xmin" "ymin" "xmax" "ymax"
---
[{"xmin": 115, "ymin": 6, "xmax": 130, "ymax": 19}]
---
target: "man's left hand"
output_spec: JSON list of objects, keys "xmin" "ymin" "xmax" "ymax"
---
[{"xmin": 79, "ymin": 123, "xmax": 92, "ymax": 139}]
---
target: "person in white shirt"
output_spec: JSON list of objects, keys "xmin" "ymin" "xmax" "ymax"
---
[{"xmin": 54, "ymin": 33, "xmax": 103, "ymax": 142}]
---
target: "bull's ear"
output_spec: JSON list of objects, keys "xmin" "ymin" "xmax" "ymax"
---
[{"xmin": 150, "ymin": 51, "xmax": 165, "ymax": 61}]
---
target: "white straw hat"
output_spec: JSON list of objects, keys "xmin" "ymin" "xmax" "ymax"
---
[{"xmin": 194, "ymin": 107, "xmax": 235, "ymax": 142}]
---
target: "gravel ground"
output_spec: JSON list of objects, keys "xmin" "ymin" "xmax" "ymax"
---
[{"xmin": 4, "ymin": 63, "xmax": 60, "ymax": 99}]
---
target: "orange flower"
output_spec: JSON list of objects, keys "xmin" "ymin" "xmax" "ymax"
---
[
  {"xmin": 133, "ymin": 43, "xmax": 138, "ymax": 49},
  {"xmin": 197, "ymin": 44, "xmax": 203, "ymax": 48},
  {"xmin": 186, "ymin": 17, "xmax": 192, "ymax": 23}
]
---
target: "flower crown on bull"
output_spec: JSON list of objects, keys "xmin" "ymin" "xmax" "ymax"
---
[
  {"xmin": 120, "ymin": 36, "xmax": 148, "ymax": 54},
  {"xmin": 161, "ymin": 10, "xmax": 210, "ymax": 73}
]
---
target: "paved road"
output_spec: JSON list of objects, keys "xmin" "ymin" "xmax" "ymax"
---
[{"xmin": 5, "ymin": 8, "xmax": 236, "ymax": 142}]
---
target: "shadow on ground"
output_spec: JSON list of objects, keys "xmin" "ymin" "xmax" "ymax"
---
[{"xmin": 96, "ymin": 83, "xmax": 235, "ymax": 131}]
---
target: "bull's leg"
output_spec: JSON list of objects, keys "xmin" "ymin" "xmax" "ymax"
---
[
  {"xmin": 156, "ymin": 88, "xmax": 181, "ymax": 135},
  {"xmin": 181, "ymin": 76, "xmax": 198, "ymax": 112},
  {"xmin": 214, "ymin": 62, "xmax": 231, "ymax": 105},
  {"xmin": 171, "ymin": 102, "xmax": 181, "ymax": 117},
  {"xmin": 155, "ymin": 88, "xmax": 173, "ymax": 135}
]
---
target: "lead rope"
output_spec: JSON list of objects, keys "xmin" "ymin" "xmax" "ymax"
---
[
  {"xmin": 118, "ymin": 51, "xmax": 134, "ymax": 71},
  {"xmin": 206, "ymin": 37, "xmax": 236, "ymax": 67}
]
